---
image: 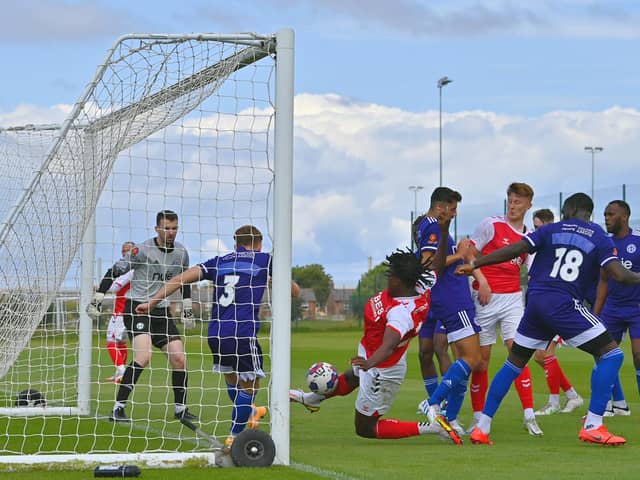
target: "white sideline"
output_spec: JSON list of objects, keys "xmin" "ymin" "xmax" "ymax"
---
[{"xmin": 291, "ymin": 462, "xmax": 363, "ymax": 480}]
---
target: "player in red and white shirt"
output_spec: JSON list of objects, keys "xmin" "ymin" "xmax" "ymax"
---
[
  {"xmin": 467, "ymin": 182, "xmax": 543, "ymax": 436},
  {"xmin": 290, "ymin": 215, "xmax": 461, "ymax": 443},
  {"xmin": 104, "ymin": 242, "xmax": 135, "ymax": 383}
]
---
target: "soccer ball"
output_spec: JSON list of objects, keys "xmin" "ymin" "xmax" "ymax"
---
[
  {"xmin": 306, "ymin": 362, "xmax": 339, "ymax": 395},
  {"xmin": 15, "ymin": 388, "xmax": 46, "ymax": 407}
]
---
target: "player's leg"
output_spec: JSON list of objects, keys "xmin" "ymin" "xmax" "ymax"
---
[
  {"xmin": 417, "ymin": 319, "xmax": 439, "ymax": 398},
  {"xmin": 216, "ymin": 337, "xmax": 267, "ymax": 446},
  {"xmin": 434, "ymin": 326, "xmax": 452, "ymax": 376},
  {"xmin": 631, "ymin": 334, "xmax": 640, "ymax": 406},
  {"xmin": 355, "ymin": 363, "xmax": 461, "ymax": 444},
  {"xmin": 422, "ymin": 309, "xmax": 480, "ymax": 440},
  {"xmin": 533, "ymin": 344, "xmax": 560, "ymax": 415},
  {"xmin": 500, "ymin": 292, "xmax": 539, "ymax": 433},
  {"xmin": 111, "ymin": 305, "xmax": 152, "ymax": 421},
  {"xmin": 576, "ymin": 331, "xmax": 625, "ymax": 445},
  {"xmin": 600, "ymin": 315, "xmax": 630, "ymax": 415},
  {"xmin": 471, "ymin": 341, "xmax": 536, "ymax": 444},
  {"xmin": 469, "ymin": 294, "xmax": 498, "ymax": 425}
]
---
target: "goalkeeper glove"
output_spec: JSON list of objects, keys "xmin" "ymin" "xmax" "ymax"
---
[
  {"xmin": 86, "ymin": 292, "xmax": 105, "ymax": 319},
  {"xmin": 181, "ymin": 298, "xmax": 195, "ymax": 329}
]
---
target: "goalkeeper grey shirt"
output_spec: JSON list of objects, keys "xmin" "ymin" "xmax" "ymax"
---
[{"xmin": 111, "ymin": 237, "xmax": 189, "ymax": 307}]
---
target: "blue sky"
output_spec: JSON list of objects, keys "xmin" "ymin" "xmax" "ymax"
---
[{"xmin": 2, "ymin": 0, "xmax": 640, "ymax": 286}]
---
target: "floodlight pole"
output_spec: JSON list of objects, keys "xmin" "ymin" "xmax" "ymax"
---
[
  {"xmin": 584, "ymin": 146, "xmax": 603, "ymax": 200},
  {"xmin": 437, "ymin": 76, "xmax": 453, "ymax": 187}
]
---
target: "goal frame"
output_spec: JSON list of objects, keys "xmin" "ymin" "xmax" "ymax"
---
[{"xmin": 0, "ymin": 28, "xmax": 294, "ymax": 468}]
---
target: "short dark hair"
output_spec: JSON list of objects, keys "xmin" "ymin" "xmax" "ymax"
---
[
  {"xmin": 386, "ymin": 248, "xmax": 426, "ymax": 290},
  {"xmin": 507, "ymin": 182, "xmax": 534, "ymax": 200},
  {"xmin": 607, "ymin": 200, "xmax": 631, "ymax": 217},
  {"xmin": 234, "ymin": 225, "xmax": 263, "ymax": 247},
  {"xmin": 533, "ymin": 208, "xmax": 554, "ymax": 224},
  {"xmin": 430, "ymin": 187, "xmax": 462, "ymax": 209},
  {"xmin": 562, "ymin": 193, "xmax": 593, "ymax": 215},
  {"xmin": 156, "ymin": 209, "xmax": 178, "ymax": 226}
]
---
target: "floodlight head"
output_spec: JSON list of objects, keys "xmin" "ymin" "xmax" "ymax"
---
[{"xmin": 438, "ymin": 76, "xmax": 452, "ymax": 88}]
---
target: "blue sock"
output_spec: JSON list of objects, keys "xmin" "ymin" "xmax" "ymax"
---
[
  {"xmin": 226, "ymin": 382, "xmax": 238, "ymax": 402},
  {"xmin": 483, "ymin": 360, "xmax": 521, "ymax": 418},
  {"xmin": 231, "ymin": 390, "xmax": 255, "ymax": 435},
  {"xmin": 423, "ymin": 376, "xmax": 439, "ymax": 397},
  {"xmin": 611, "ymin": 375, "xmax": 625, "ymax": 402},
  {"xmin": 636, "ymin": 369, "xmax": 640, "ymax": 396},
  {"xmin": 445, "ymin": 378, "xmax": 468, "ymax": 422},
  {"xmin": 591, "ymin": 347, "xmax": 624, "ymax": 415},
  {"xmin": 429, "ymin": 359, "xmax": 470, "ymax": 406}
]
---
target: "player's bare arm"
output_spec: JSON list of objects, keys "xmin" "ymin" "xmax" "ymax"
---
[
  {"xmin": 351, "ymin": 327, "xmax": 402, "ymax": 371},
  {"xmin": 135, "ymin": 265, "xmax": 203, "ymax": 313},
  {"xmin": 426, "ymin": 210, "xmax": 453, "ymax": 273},
  {"xmin": 472, "ymin": 268, "xmax": 492, "ymax": 306},
  {"xmin": 603, "ymin": 260, "xmax": 640, "ymax": 285},
  {"xmin": 592, "ymin": 269, "xmax": 609, "ymax": 315},
  {"xmin": 455, "ymin": 240, "xmax": 529, "ymax": 275}
]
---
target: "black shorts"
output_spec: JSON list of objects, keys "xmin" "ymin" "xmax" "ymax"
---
[{"xmin": 124, "ymin": 299, "xmax": 181, "ymax": 349}]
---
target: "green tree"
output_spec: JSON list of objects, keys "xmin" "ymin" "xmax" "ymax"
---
[
  {"xmin": 350, "ymin": 262, "xmax": 387, "ymax": 321},
  {"xmin": 292, "ymin": 264, "xmax": 333, "ymax": 308}
]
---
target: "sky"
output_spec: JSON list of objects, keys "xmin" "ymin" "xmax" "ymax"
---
[{"xmin": 1, "ymin": 0, "xmax": 640, "ymax": 287}]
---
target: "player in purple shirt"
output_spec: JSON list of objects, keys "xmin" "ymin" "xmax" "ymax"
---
[
  {"xmin": 414, "ymin": 187, "xmax": 482, "ymax": 437},
  {"xmin": 594, "ymin": 200, "xmax": 640, "ymax": 416},
  {"xmin": 138, "ymin": 225, "xmax": 299, "ymax": 449},
  {"xmin": 457, "ymin": 193, "xmax": 640, "ymax": 446}
]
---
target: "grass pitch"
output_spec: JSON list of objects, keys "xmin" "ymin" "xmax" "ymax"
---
[{"xmin": 3, "ymin": 320, "xmax": 640, "ymax": 479}]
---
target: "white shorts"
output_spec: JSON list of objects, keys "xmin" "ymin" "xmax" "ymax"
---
[
  {"xmin": 354, "ymin": 343, "xmax": 406, "ymax": 417},
  {"xmin": 106, "ymin": 314, "xmax": 127, "ymax": 342},
  {"xmin": 472, "ymin": 291, "xmax": 524, "ymax": 347}
]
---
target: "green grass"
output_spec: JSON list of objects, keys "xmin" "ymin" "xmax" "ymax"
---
[{"xmin": 3, "ymin": 321, "xmax": 640, "ymax": 479}]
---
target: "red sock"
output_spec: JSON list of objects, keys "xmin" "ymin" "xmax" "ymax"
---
[
  {"xmin": 106, "ymin": 342, "xmax": 118, "ymax": 365},
  {"xmin": 375, "ymin": 419, "xmax": 420, "ymax": 439},
  {"xmin": 543, "ymin": 355, "xmax": 561, "ymax": 394},
  {"xmin": 557, "ymin": 364, "xmax": 572, "ymax": 392},
  {"xmin": 470, "ymin": 369, "xmax": 488, "ymax": 412},
  {"xmin": 325, "ymin": 374, "xmax": 357, "ymax": 398},
  {"xmin": 114, "ymin": 341, "xmax": 128, "ymax": 366},
  {"xmin": 514, "ymin": 365, "xmax": 534, "ymax": 410}
]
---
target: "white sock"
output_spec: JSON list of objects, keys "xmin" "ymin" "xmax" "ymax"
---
[
  {"xmin": 113, "ymin": 401, "xmax": 125, "ymax": 410},
  {"xmin": 612, "ymin": 400, "xmax": 628, "ymax": 408},
  {"xmin": 477, "ymin": 413, "xmax": 492, "ymax": 434},
  {"xmin": 523, "ymin": 408, "xmax": 535, "ymax": 421},
  {"xmin": 549, "ymin": 394, "xmax": 561, "ymax": 408},
  {"xmin": 565, "ymin": 387, "xmax": 578, "ymax": 400},
  {"xmin": 175, "ymin": 404, "xmax": 186, "ymax": 414},
  {"xmin": 584, "ymin": 411, "xmax": 603, "ymax": 430}
]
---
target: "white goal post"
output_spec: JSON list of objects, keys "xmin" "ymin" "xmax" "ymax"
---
[{"xmin": 0, "ymin": 29, "xmax": 294, "ymax": 468}]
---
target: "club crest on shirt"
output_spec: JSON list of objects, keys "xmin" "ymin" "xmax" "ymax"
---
[
  {"xmin": 428, "ymin": 233, "xmax": 438, "ymax": 244},
  {"xmin": 627, "ymin": 244, "xmax": 637, "ymax": 254},
  {"xmin": 136, "ymin": 322, "xmax": 145, "ymax": 330}
]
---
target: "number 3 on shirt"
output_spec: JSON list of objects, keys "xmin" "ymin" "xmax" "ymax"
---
[
  {"xmin": 550, "ymin": 247, "xmax": 583, "ymax": 282},
  {"xmin": 219, "ymin": 274, "xmax": 240, "ymax": 306}
]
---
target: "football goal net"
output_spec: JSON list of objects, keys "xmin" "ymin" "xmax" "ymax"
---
[{"xmin": 0, "ymin": 30, "xmax": 294, "ymax": 469}]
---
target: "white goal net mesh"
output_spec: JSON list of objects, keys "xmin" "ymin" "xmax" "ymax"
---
[{"xmin": 0, "ymin": 33, "xmax": 289, "ymax": 463}]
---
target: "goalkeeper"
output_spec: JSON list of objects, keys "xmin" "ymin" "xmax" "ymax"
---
[
  {"xmin": 87, "ymin": 210, "xmax": 197, "ymax": 423},
  {"xmin": 136, "ymin": 225, "xmax": 299, "ymax": 449}
]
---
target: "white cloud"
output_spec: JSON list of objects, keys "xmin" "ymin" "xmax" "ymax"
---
[{"xmin": 4, "ymin": 94, "xmax": 640, "ymax": 285}]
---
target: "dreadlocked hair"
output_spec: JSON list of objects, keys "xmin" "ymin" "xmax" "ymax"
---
[{"xmin": 385, "ymin": 248, "xmax": 436, "ymax": 290}]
